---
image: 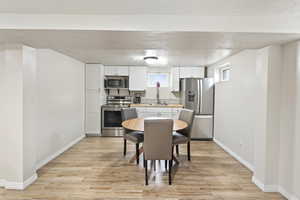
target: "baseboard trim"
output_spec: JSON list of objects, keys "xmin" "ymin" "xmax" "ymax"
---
[
  {"xmin": 278, "ymin": 186, "xmax": 291, "ymax": 199},
  {"xmin": 291, "ymin": 196, "xmax": 300, "ymax": 200},
  {"xmin": 0, "ymin": 179, "xmax": 5, "ymax": 187},
  {"xmin": 278, "ymin": 186, "xmax": 300, "ymax": 200},
  {"xmin": 36, "ymin": 134, "xmax": 85, "ymax": 170},
  {"xmin": 213, "ymin": 138, "xmax": 254, "ymax": 171},
  {"xmin": 5, "ymin": 173, "xmax": 37, "ymax": 190},
  {"xmin": 251, "ymin": 176, "xmax": 277, "ymax": 192}
]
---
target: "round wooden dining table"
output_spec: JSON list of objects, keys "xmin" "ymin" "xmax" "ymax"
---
[
  {"xmin": 121, "ymin": 117, "xmax": 188, "ymax": 164},
  {"xmin": 122, "ymin": 117, "xmax": 188, "ymax": 132}
]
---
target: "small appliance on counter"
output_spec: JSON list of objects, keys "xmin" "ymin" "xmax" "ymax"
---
[
  {"xmin": 101, "ymin": 96, "xmax": 132, "ymax": 137},
  {"xmin": 133, "ymin": 94, "xmax": 142, "ymax": 104},
  {"xmin": 180, "ymin": 78, "xmax": 215, "ymax": 140}
]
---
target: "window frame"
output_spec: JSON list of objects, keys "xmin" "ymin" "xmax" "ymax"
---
[
  {"xmin": 147, "ymin": 72, "xmax": 170, "ymax": 88},
  {"xmin": 218, "ymin": 63, "xmax": 231, "ymax": 82}
]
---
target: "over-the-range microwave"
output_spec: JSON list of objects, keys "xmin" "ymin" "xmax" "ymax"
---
[{"xmin": 104, "ymin": 76, "xmax": 129, "ymax": 89}]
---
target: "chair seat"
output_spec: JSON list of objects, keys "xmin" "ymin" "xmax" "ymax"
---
[
  {"xmin": 172, "ymin": 132, "xmax": 188, "ymax": 145},
  {"xmin": 124, "ymin": 131, "xmax": 144, "ymax": 143}
]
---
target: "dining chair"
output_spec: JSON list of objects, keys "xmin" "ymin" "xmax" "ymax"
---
[
  {"xmin": 173, "ymin": 109, "xmax": 195, "ymax": 161},
  {"xmin": 121, "ymin": 108, "xmax": 144, "ymax": 165},
  {"xmin": 144, "ymin": 119, "xmax": 174, "ymax": 185}
]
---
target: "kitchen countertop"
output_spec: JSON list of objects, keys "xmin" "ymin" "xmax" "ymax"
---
[{"xmin": 130, "ymin": 104, "xmax": 184, "ymax": 108}]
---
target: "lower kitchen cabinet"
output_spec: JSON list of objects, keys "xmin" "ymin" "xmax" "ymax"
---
[{"xmin": 134, "ymin": 107, "xmax": 181, "ymax": 119}]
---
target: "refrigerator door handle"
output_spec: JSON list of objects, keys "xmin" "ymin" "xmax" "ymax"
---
[
  {"xmin": 196, "ymin": 79, "xmax": 201, "ymax": 114},
  {"xmin": 200, "ymin": 79, "xmax": 203, "ymax": 113}
]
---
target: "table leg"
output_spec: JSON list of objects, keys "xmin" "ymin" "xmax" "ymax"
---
[{"xmin": 129, "ymin": 147, "xmax": 144, "ymax": 163}]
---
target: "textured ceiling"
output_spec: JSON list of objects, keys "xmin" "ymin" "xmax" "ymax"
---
[
  {"xmin": 0, "ymin": 30, "xmax": 299, "ymax": 66},
  {"xmin": 0, "ymin": 0, "xmax": 299, "ymax": 16}
]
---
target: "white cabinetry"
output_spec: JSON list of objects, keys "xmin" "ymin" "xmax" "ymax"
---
[
  {"xmin": 129, "ymin": 66, "xmax": 147, "ymax": 91},
  {"xmin": 171, "ymin": 67, "xmax": 180, "ymax": 92},
  {"xmin": 104, "ymin": 66, "xmax": 129, "ymax": 76},
  {"xmin": 134, "ymin": 107, "xmax": 181, "ymax": 119},
  {"xmin": 85, "ymin": 64, "xmax": 105, "ymax": 135},
  {"xmin": 179, "ymin": 67, "xmax": 204, "ymax": 78}
]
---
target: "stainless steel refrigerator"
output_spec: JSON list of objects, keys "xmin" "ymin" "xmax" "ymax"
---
[{"xmin": 180, "ymin": 78, "xmax": 214, "ymax": 139}]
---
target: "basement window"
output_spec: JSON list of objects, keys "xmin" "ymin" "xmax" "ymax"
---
[{"xmin": 219, "ymin": 64, "xmax": 231, "ymax": 82}]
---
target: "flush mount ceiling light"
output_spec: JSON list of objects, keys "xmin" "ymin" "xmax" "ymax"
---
[{"xmin": 144, "ymin": 56, "xmax": 159, "ymax": 65}]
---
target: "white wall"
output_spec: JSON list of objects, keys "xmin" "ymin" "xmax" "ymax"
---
[
  {"xmin": 0, "ymin": 45, "xmax": 37, "ymax": 188},
  {"xmin": 36, "ymin": 49, "xmax": 85, "ymax": 168},
  {"xmin": 209, "ymin": 44, "xmax": 300, "ymax": 200},
  {"xmin": 253, "ymin": 45, "xmax": 282, "ymax": 189},
  {"xmin": 22, "ymin": 46, "xmax": 38, "ymax": 181},
  {"xmin": 0, "ymin": 45, "xmax": 24, "ymax": 183},
  {"xmin": 209, "ymin": 50, "xmax": 258, "ymax": 169},
  {"xmin": 279, "ymin": 41, "xmax": 300, "ymax": 199},
  {"xmin": 0, "ymin": 46, "xmax": 85, "ymax": 189}
]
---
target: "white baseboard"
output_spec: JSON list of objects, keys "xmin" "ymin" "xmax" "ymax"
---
[
  {"xmin": 36, "ymin": 134, "xmax": 85, "ymax": 170},
  {"xmin": 278, "ymin": 186, "xmax": 291, "ymax": 199},
  {"xmin": 0, "ymin": 179, "xmax": 5, "ymax": 187},
  {"xmin": 213, "ymin": 138, "xmax": 254, "ymax": 171},
  {"xmin": 291, "ymin": 196, "xmax": 300, "ymax": 200},
  {"xmin": 5, "ymin": 173, "xmax": 37, "ymax": 190},
  {"xmin": 251, "ymin": 176, "xmax": 277, "ymax": 192},
  {"xmin": 278, "ymin": 186, "xmax": 300, "ymax": 200}
]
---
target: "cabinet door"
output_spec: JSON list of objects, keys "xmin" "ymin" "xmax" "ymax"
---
[
  {"xmin": 171, "ymin": 67, "xmax": 180, "ymax": 92},
  {"xmin": 180, "ymin": 67, "xmax": 204, "ymax": 78},
  {"xmin": 104, "ymin": 66, "xmax": 115, "ymax": 76},
  {"xmin": 105, "ymin": 66, "xmax": 129, "ymax": 76},
  {"xmin": 180, "ymin": 67, "xmax": 192, "ymax": 78},
  {"xmin": 191, "ymin": 67, "xmax": 204, "ymax": 78},
  {"xmin": 86, "ymin": 64, "xmax": 104, "ymax": 135},
  {"xmin": 129, "ymin": 66, "xmax": 147, "ymax": 91},
  {"xmin": 117, "ymin": 66, "xmax": 129, "ymax": 76}
]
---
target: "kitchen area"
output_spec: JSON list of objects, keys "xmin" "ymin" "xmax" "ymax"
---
[{"xmin": 85, "ymin": 64, "xmax": 214, "ymax": 140}]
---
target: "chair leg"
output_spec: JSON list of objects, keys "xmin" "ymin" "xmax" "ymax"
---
[
  {"xmin": 187, "ymin": 141, "xmax": 191, "ymax": 161},
  {"xmin": 145, "ymin": 159, "xmax": 148, "ymax": 185},
  {"xmin": 143, "ymin": 154, "xmax": 145, "ymax": 168},
  {"xmin": 123, "ymin": 139, "xmax": 127, "ymax": 156},
  {"xmin": 169, "ymin": 159, "xmax": 172, "ymax": 185},
  {"xmin": 165, "ymin": 160, "xmax": 168, "ymax": 171},
  {"xmin": 153, "ymin": 160, "xmax": 156, "ymax": 171},
  {"xmin": 136, "ymin": 143, "xmax": 139, "ymax": 165},
  {"xmin": 176, "ymin": 145, "xmax": 179, "ymax": 155}
]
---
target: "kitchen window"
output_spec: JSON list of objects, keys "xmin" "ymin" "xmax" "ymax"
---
[{"xmin": 147, "ymin": 72, "xmax": 169, "ymax": 87}]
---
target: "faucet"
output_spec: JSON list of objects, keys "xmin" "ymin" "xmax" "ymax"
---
[{"xmin": 156, "ymin": 82, "xmax": 161, "ymax": 104}]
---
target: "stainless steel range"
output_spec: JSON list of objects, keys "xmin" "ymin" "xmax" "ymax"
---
[{"xmin": 101, "ymin": 96, "xmax": 132, "ymax": 136}]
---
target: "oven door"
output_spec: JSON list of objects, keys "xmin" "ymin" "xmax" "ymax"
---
[{"xmin": 101, "ymin": 107, "xmax": 124, "ymax": 136}]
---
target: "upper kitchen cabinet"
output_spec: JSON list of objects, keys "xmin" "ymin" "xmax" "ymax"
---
[
  {"xmin": 180, "ymin": 67, "xmax": 205, "ymax": 78},
  {"xmin": 171, "ymin": 67, "xmax": 180, "ymax": 92},
  {"xmin": 129, "ymin": 66, "xmax": 147, "ymax": 91},
  {"xmin": 104, "ymin": 66, "xmax": 129, "ymax": 76}
]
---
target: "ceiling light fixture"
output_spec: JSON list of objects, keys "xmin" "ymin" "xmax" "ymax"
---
[{"xmin": 144, "ymin": 56, "xmax": 159, "ymax": 65}]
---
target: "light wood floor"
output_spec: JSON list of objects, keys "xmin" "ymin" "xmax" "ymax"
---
[{"xmin": 0, "ymin": 137, "xmax": 285, "ymax": 200}]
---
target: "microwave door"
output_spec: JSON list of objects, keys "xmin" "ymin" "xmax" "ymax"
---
[{"xmin": 110, "ymin": 79, "xmax": 121, "ymax": 88}]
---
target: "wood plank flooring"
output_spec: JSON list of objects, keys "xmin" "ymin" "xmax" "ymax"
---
[{"xmin": 0, "ymin": 137, "xmax": 285, "ymax": 200}]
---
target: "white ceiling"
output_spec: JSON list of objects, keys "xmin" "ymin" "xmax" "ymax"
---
[
  {"xmin": 0, "ymin": 30, "xmax": 299, "ymax": 66},
  {"xmin": 0, "ymin": 0, "xmax": 300, "ymax": 16}
]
